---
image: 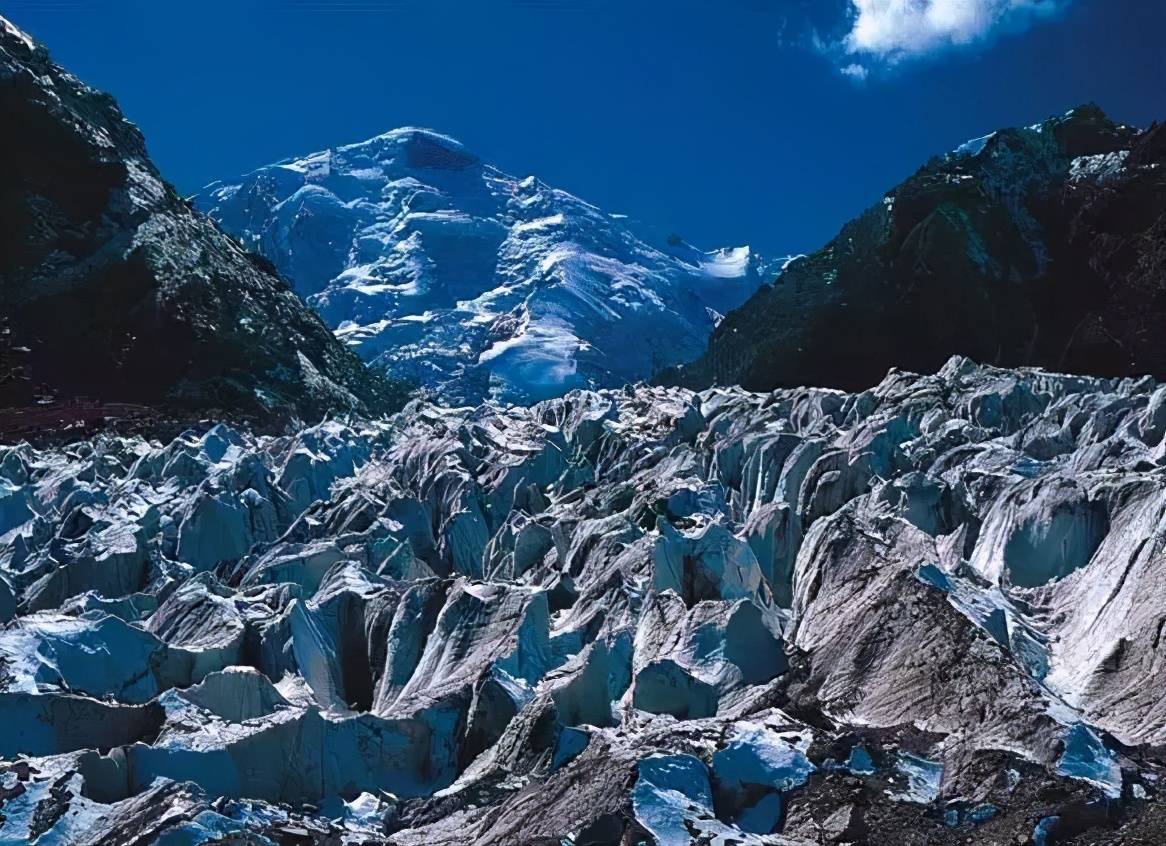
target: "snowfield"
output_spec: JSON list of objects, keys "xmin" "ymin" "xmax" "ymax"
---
[{"xmin": 199, "ymin": 128, "xmax": 777, "ymax": 405}]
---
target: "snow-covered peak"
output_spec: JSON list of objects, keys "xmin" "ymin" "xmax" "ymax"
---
[
  {"xmin": 334, "ymin": 126, "xmax": 480, "ymax": 170},
  {"xmin": 361, "ymin": 125, "xmax": 469, "ymax": 148},
  {"xmin": 198, "ymin": 130, "xmax": 774, "ymax": 404}
]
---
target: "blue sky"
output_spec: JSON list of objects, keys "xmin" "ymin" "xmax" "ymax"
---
[{"xmin": 8, "ymin": 0, "xmax": 1164, "ymax": 256}]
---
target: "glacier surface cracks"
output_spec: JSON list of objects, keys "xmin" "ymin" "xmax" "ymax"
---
[{"xmin": 2, "ymin": 357, "xmax": 1166, "ymax": 843}]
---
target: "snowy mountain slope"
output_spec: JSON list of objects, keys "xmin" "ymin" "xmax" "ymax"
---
[{"xmin": 197, "ymin": 129, "xmax": 775, "ymax": 404}]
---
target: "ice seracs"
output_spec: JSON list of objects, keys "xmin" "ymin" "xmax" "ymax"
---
[{"xmin": 3, "ymin": 357, "xmax": 1166, "ymax": 842}]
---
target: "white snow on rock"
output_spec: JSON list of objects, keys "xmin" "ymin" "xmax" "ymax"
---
[
  {"xmin": 954, "ymin": 131, "xmax": 997, "ymax": 159},
  {"xmin": 197, "ymin": 128, "xmax": 777, "ymax": 404},
  {"xmin": 0, "ymin": 15, "xmax": 35, "ymax": 51},
  {"xmin": 1069, "ymin": 149, "xmax": 1130, "ymax": 183}
]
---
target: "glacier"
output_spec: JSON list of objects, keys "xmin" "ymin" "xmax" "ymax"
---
[
  {"xmin": 197, "ymin": 128, "xmax": 776, "ymax": 405},
  {"xmin": 2, "ymin": 357, "xmax": 1166, "ymax": 843}
]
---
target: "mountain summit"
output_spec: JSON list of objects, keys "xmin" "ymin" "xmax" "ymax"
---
[{"xmin": 198, "ymin": 128, "xmax": 776, "ymax": 404}]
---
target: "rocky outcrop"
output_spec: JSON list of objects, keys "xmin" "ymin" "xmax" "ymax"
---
[
  {"xmin": 2, "ymin": 357, "xmax": 1166, "ymax": 843},
  {"xmin": 666, "ymin": 106, "xmax": 1166, "ymax": 394},
  {"xmin": 0, "ymin": 16, "xmax": 406, "ymax": 421}
]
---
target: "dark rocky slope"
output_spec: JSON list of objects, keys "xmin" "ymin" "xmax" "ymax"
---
[
  {"xmin": 0, "ymin": 16, "xmax": 406, "ymax": 424},
  {"xmin": 2, "ymin": 358, "xmax": 1166, "ymax": 843},
  {"xmin": 665, "ymin": 106, "xmax": 1165, "ymax": 393}
]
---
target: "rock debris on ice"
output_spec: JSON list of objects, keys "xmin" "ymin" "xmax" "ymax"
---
[{"xmin": 2, "ymin": 356, "xmax": 1166, "ymax": 842}]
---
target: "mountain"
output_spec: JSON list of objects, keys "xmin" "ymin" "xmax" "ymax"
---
[
  {"xmin": 665, "ymin": 106, "xmax": 1166, "ymax": 393},
  {"xmin": 5, "ymin": 358, "xmax": 1166, "ymax": 843},
  {"xmin": 0, "ymin": 16, "xmax": 405, "ymax": 425},
  {"xmin": 197, "ymin": 129, "xmax": 776, "ymax": 405},
  {"xmin": 8, "ymin": 12, "xmax": 1166, "ymax": 843}
]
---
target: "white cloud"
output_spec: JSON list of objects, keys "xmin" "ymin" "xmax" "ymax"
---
[
  {"xmin": 840, "ymin": 63, "xmax": 869, "ymax": 81},
  {"xmin": 843, "ymin": 0, "xmax": 1066, "ymax": 62}
]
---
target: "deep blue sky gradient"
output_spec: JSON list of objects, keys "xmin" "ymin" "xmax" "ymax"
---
[{"xmin": 8, "ymin": 0, "xmax": 1165, "ymax": 255}]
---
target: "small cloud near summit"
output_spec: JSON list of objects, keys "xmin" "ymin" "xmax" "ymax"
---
[
  {"xmin": 840, "ymin": 63, "xmax": 869, "ymax": 82},
  {"xmin": 826, "ymin": 0, "xmax": 1069, "ymax": 79}
]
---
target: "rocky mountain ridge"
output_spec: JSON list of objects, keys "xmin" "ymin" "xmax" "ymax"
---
[
  {"xmin": 0, "ymin": 16, "xmax": 405, "ymax": 424},
  {"xmin": 666, "ymin": 105, "xmax": 1166, "ymax": 394}
]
